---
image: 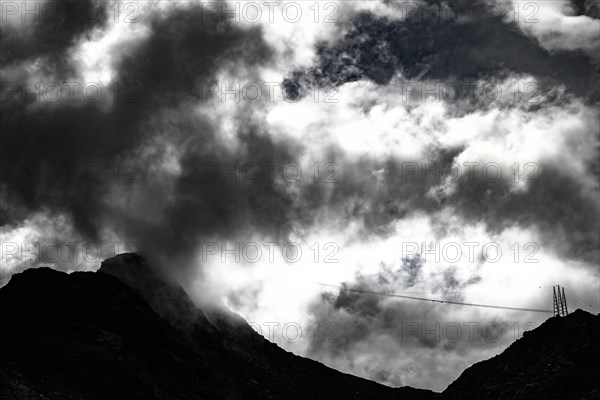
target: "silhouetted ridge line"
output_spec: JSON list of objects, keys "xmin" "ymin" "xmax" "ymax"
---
[{"xmin": 0, "ymin": 262, "xmax": 439, "ymax": 400}]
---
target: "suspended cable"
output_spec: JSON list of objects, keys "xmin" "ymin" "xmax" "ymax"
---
[
  {"xmin": 563, "ymin": 288, "xmax": 599, "ymax": 312},
  {"xmin": 316, "ymin": 283, "xmax": 554, "ymax": 313}
]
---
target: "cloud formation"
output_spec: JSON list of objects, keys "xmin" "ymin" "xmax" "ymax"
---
[{"xmin": 1, "ymin": 0, "xmax": 598, "ymax": 391}]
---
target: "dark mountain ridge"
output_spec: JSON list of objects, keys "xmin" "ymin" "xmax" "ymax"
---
[
  {"xmin": 443, "ymin": 307, "xmax": 600, "ymax": 399},
  {"xmin": 0, "ymin": 254, "xmax": 435, "ymax": 400},
  {"xmin": 1, "ymin": 253, "xmax": 598, "ymax": 399}
]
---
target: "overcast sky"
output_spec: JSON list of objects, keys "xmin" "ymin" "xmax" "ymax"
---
[{"xmin": 1, "ymin": 0, "xmax": 599, "ymax": 392}]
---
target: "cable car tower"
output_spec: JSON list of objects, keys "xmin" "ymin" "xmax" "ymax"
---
[{"xmin": 553, "ymin": 285, "xmax": 568, "ymax": 317}]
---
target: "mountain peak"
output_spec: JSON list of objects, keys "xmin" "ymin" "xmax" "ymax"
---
[
  {"xmin": 1, "ymin": 258, "xmax": 434, "ymax": 400},
  {"xmin": 99, "ymin": 252, "xmax": 156, "ymax": 284},
  {"xmin": 2, "ymin": 260, "xmax": 598, "ymax": 400},
  {"xmin": 443, "ymin": 309, "xmax": 600, "ymax": 399}
]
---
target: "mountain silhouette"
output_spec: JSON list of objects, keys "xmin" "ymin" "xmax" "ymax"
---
[
  {"xmin": 0, "ymin": 254, "xmax": 435, "ymax": 400},
  {"xmin": 1, "ymin": 253, "xmax": 598, "ymax": 399},
  {"xmin": 443, "ymin": 307, "xmax": 600, "ymax": 399}
]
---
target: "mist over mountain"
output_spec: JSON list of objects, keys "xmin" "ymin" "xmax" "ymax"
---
[
  {"xmin": 1, "ymin": 0, "xmax": 599, "ymax": 395},
  {"xmin": 1, "ymin": 254, "xmax": 598, "ymax": 399},
  {"xmin": 0, "ymin": 254, "xmax": 436, "ymax": 400}
]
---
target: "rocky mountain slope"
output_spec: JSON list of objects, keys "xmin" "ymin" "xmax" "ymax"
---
[
  {"xmin": 442, "ymin": 308, "xmax": 600, "ymax": 399},
  {"xmin": 1, "ymin": 253, "xmax": 598, "ymax": 399},
  {"xmin": 0, "ymin": 254, "xmax": 435, "ymax": 400}
]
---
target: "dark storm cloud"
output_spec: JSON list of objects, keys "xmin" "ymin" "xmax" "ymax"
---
[
  {"xmin": 1, "ymin": 1, "xmax": 597, "ymax": 390},
  {"xmin": 113, "ymin": 120, "xmax": 302, "ymax": 270},
  {"xmin": 287, "ymin": 146, "xmax": 598, "ymax": 265},
  {"xmin": 104, "ymin": 7, "xmax": 299, "ymax": 264},
  {"xmin": 290, "ymin": 147, "xmax": 462, "ymax": 238},
  {"xmin": 1, "ymin": 0, "xmax": 113, "ymax": 235},
  {"xmin": 572, "ymin": 0, "xmax": 600, "ymax": 18},
  {"xmin": 285, "ymin": 11, "xmax": 599, "ymax": 378},
  {"xmin": 1, "ymin": 1, "xmax": 598, "ymax": 281},
  {"xmin": 285, "ymin": 2, "xmax": 599, "ymax": 102},
  {"xmin": 448, "ymin": 162, "xmax": 600, "ymax": 264},
  {"xmin": 0, "ymin": 4, "xmax": 301, "ymax": 271},
  {"xmin": 274, "ymin": 1, "xmax": 600, "ymax": 265},
  {"xmin": 0, "ymin": 0, "xmax": 107, "ymax": 72}
]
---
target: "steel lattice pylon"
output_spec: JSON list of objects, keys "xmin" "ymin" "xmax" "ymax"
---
[{"xmin": 553, "ymin": 285, "xmax": 569, "ymax": 317}]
